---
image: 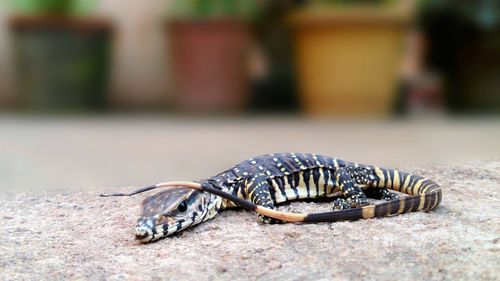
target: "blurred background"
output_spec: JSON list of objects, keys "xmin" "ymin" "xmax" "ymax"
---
[{"xmin": 0, "ymin": 0, "xmax": 499, "ymax": 192}]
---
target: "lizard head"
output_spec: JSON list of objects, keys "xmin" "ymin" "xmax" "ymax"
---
[{"xmin": 134, "ymin": 186, "xmax": 216, "ymax": 243}]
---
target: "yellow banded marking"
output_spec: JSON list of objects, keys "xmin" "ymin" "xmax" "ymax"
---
[
  {"xmin": 362, "ymin": 205, "xmax": 375, "ymax": 219},
  {"xmin": 401, "ymin": 175, "xmax": 411, "ymax": 194},
  {"xmin": 326, "ymin": 170, "xmax": 335, "ymax": 193},
  {"xmin": 386, "ymin": 175, "xmax": 392, "ymax": 189},
  {"xmin": 412, "ymin": 179, "xmax": 425, "ymax": 195},
  {"xmin": 247, "ymin": 186, "xmax": 258, "ymax": 200},
  {"xmin": 236, "ymin": 186, "xmax": 244, "ymax": 199},
  {"xmin": 308, "ymin": 171, "xmax": 317, "ymax": 197},
  {"xmin": 393, "ymin": 170, "xmax": 400, "ymax": 191},
  {"xmin": 296, "ymin": 185, "xmax": 308, "ymax": 199},
  {"xmin": 374, "ymin": 167, "xmax": 385, "ymax": 188},
  {"xmin": 297, "ymin": 171, "xmax": 307, "ymax": 199},
  {"xmin": 427, "ymin": 193, "xmax": 435, "ymax": 210},
  {"xmin": 284, "ymin": 176, "xmax": 298, "ymax": 200},
  {"xmin": 317, "ymin": 169, "xmax": 326, "ymax": 196},
  {"xmin": 270, "ymin": 179, "xmax": 286, "ymax": 203},
  {"xmin": 335, "ymin": 171, "xmax": 341, "ymax": 181},
  {"xmin": 397, "ymin": 199, "xmax": 405, "ymax": 214},
  {"xmin": 430, "ymin": 191, "xmax": 441, "ymax": 210},
  {"xmin": 418, "ymin": 195, "xmax": 426, "ymax": 210},
  {"xmin": 421, "ymin": 182, "xmax": 432, "ymax": 194}
]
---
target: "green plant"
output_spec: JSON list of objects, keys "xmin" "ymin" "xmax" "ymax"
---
[
  {"xmin": 168, "ymin": 0, "xmax": 261, "ymax": 21},
  {"xmin": 8, "ymin": 0, "xmax": 97, "ymax": 15},
  {"xmin": 312, "ymin": 0, "xmax": 396, "ymax": 6}
]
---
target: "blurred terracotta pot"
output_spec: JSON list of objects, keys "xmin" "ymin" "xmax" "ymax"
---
[
  {"xmin": 168, "ymin": 21, "xmax": 251, "ymax": 113},
  {"xmin": 289, "ymin": 6, "xmax": 412, "ymax": 117},
  {"xmin": 10, "ymin": 15, "xmax": 112, "ymax": 111}
]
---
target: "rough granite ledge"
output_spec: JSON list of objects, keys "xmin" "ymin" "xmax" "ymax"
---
[{"xmin": 0, "ymin": 161, "xmax": 499, "ymax": 281}]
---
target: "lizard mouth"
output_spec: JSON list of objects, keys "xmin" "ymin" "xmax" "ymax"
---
[
  {"xmin": 134, "ymin": 227, "xmax": 151, "ymax": 241},
  {"xmin": 134, "ymin": 217, "xmax": 161, "ymax": 242},
  {"xmin": 134, "ymin": 225, "xmax": 154, "ymax": 242},
  {"xmin": 134, "ymin": 218, "xmax": 173, "ymax": 243}
]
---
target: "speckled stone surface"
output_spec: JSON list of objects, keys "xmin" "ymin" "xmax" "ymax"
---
[{"xmin": 1, "ymin": 162, "xmax": 498, "ymax": 280}]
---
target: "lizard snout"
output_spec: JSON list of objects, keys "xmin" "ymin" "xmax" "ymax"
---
[{"xmin": 134, "ymin": 217, "xmax": 155, "ymax": 241}]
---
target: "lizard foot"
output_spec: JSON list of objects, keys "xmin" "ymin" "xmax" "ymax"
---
[
  {"xmin": 332, "ymin": 197, "xmax": 370, "ymax": 210},
  {"xmin": 258, "ymin": 214, "xmax": 284, "ymax": 224},
  {"xmin": 332, "ymin": 198, "xmax": 351, "ymax": 211},
  {"xmin": 383, "ymin": 191, "xmax": 399, "ymax": 201}
]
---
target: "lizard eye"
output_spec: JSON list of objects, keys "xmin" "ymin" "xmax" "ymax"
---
[{"xmin": 177, "ymin": 200, "xmax": 188, "ymax": 213}]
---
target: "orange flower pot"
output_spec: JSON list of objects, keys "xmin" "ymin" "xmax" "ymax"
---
[{"xmin": 289, "ymin": 6, "xmax": 412, "ymax": 117}]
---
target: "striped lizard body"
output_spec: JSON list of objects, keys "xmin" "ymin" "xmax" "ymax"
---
[{"xmin": 102, "ymin": 153, "xmax": 442, "ymax": 243}]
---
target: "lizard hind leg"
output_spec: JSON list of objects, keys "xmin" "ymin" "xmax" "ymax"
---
[{"xmin": 332, "ymin": 168, "xmax": 370, "ymax": 211}]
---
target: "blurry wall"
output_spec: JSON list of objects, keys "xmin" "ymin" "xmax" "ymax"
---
[
  {"xmin": 1, "ymin": 0, "xmax": 497, "ymax": 114},
  {"xmin": 99, "ymin": 0, "xmax": 172, "ymax": 109},
  {"xmin": 0, "ymin": 0, "xmax": 173, "ymax": 109}
]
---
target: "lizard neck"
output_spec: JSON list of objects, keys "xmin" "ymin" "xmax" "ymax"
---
[
  {"xmin": 201, "ymin": 171, "xmax": 245, "ymax": 210},
  {"xmin": 200, "ymin": 190, "xmax": 223, "ymax": 222}
]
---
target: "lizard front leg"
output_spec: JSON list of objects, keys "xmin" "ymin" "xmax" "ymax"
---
[{"xmin": 246, "ymin": 176, "xmax": 283, "ymax": 224}]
